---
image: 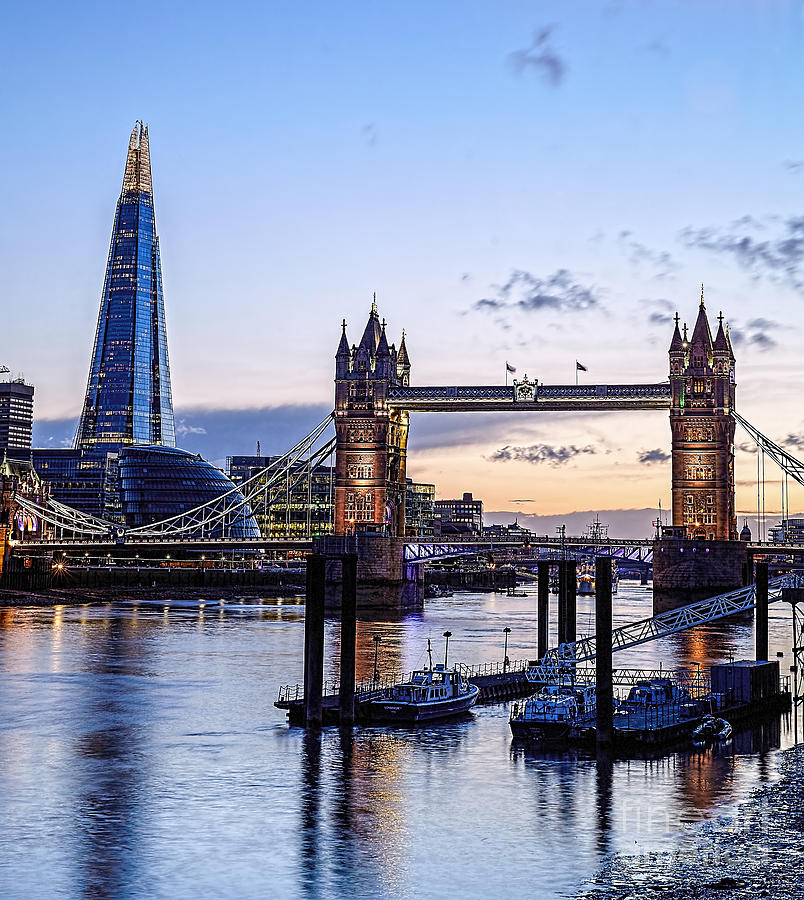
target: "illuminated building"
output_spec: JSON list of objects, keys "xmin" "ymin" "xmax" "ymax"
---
[
  {"xmin": 668, "ymin": 291, "xmax": 737, "ymax": 540},
  {"xmin": 0, "ymin": 378, "xmax": 34, "ymax": 451},
  {"xmin": 405, "ymin": 480, "xmax": 436, "ymax": 537},
  {"xmin": 76, "ymin": 121, "xmax": 175, "ymax": 451},
  {"xmin": 434, "ymin": 492, "xmax": 483, "ymax": 537},
  {"xmin": 227, "ymin": 455, "xmax": 334, "ymax": 538},
  {"xmin": 26, "ymin": 124, "xmax": 253, "ymax": 535}
]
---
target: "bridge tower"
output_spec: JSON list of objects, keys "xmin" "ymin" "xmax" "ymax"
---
[
  {"xmin": 669, "ymin": 289, "xmax": 737, "ymax": 540},
  {"xmin": 333, "ymin": 299, "xmax": 409, "ymax": 536}
]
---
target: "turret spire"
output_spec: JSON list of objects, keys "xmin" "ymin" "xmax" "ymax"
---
[
  {"xmin": 358, "ymin": 298, "xmax": 383, "ymax": 353},
  {"xmin": 690, "ymin": 285, "xmax": 714, "ymax": 353},
  {"xmin": 713, "ymin": 311, "xmax": 730, "ymax": 353},
  {"xmin": 669, "ymin": 313, "xmax": 684, "ymax": 353},
  {"xmin": 336, "ymin": 319, "xmax": 350, "ymax": 357}
]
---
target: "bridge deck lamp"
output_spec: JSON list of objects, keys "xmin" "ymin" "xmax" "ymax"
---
[
  {"xmin": 503, "ymin": 626, "xmax": 511, "ymax": 672},
  {"xmin": 443, "ymin": 631, "xmax": 452, "ymax": 668}
]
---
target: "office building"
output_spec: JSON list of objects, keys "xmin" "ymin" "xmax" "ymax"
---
[
  {"xmin": 29, "ymin": 125, "xmax": 252, "ymax": 535},
  {"xmin": 405, "ymin": 479, "xmax": 436, "ymax": 537},
  {"xmin": 228, "ymin": 455, "xmax": 334, "ymax": 538},
  {"xmin": 434, "ymin": 492, "xmax": 483, "ymax": 537},
  {"xmin": 76, "ymin": 121, "xmax": 175, "ymax": 451},
  {"xmin": 0, "ymin": 379, "xmax": 34, "ymax": 451},
  {"xmin": 770, "ymin": 518, "xmax": 804, "ymax": 544}
]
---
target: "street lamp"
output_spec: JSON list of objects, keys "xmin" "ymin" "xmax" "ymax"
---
[
  {"xmin": 503, "ymin": 626, "xmax": 511, "ymax": 672},
  {"xmin": 443, "ymin": 631, "xmax": 452, "ymax": 668},
  {"xmin": 373, "ymin": 634, "xmax": 382, "ymax": 683}
]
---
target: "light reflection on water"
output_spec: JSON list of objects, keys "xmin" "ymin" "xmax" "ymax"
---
[{"xmin": 0, "ymin": 584, "xmax": 798, "ymax": 899}]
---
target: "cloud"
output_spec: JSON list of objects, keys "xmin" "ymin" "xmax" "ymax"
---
[
  {"xmin": 737, "ymin": 441, "xmax": 758, "ymax": 455},
  {"xmin": 472, "ymin": 269, "xmax": 602, "ymax": 318},
  {"xmin": 645, "ymin": 38, "xmax": 670, "ymax": 55},
  {"xmin": 782, "ymin": 432, "xmax": 804, "ymax": 451},
  {"xmin": 361, "ymin": 122, "xmax": 378, "ymax": 147},
  {"xmin": 783, "ymin": 160, "xmax": 804, "ymax": 173},
  {"xmin": 32, "ymin": 404, "xmax": 333, "ymax": 464},
  {"xmin": 176, "ymin": 420, "xmax": 207, "ymax": 437},
  {"xmin": 409, "ymin": 412, "xmax": 544, "ymax": 453},
  {"xmin": 487, "ymin": 443, "xmax": 597, "ymax": 467},
  {"xmin": 644, "ymin": 298, "xmax": 674, "ymax": 327},
  {"xmin": 508, "ymin": 26, "xmax": 567, "ymax": 86},
  {"xmin": 679, "ymin": 214, "xmax": 804, "ymax": 293},
  {"xmin": 728, "ymin": 316, "xmax": 780, "ymax": 351},
  {"xmin": 618, "ymin": 232, "xmax": 679, "ymax": 279},
  {"xmin": 637, "ymin": 448, "xmax": 670, "ymax": 464}
]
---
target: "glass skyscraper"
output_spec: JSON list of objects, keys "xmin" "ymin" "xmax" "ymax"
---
[
  {"xmin": 76, "ymin": 121, "xmax": 175, "ymax": 451},
  {"xmin": 25, "ymin": 123, "xmax": 256, "ymax": 537}
]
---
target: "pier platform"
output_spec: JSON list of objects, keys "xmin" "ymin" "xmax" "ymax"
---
[{"xmin": 275, "ymin": 660, "xmax": 537, "ymax": 726}]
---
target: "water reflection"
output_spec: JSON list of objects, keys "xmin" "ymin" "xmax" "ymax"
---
[
  {"xmin": 300, "ymin": 729, "xmax": 322, "ymax": 897},
  {"xmin": 595, "ymin": 752, "xmax": 614, "ymax": 854},
  {"xmin": 0, "ymin": 585, "xmax": 798, "ymax": 899}
]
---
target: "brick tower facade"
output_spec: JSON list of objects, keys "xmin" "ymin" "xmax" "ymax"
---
[
  {"xmin": 669, "ymin": 290, "xmax": 737, "ymax": 540},
  {"xmin": 333, "ymin": 300, "xmax": 410, "ymax": 536}
]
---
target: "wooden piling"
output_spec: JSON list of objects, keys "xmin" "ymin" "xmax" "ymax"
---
[
  {"xmin": 755, "ymin": 560, "xmax": 769, "ymax": 663},
  {"xmin": 558, "ymin": 560, "xmax": 568, "ymax": 645},
  {"xmin": 595, "ymin": 556, "xmax": 614, "ymax": 751},
  {"xmin": 339, "ymin": 554, "xmax": 358, "ymax": 726},
  {"xmin": 565, "ymin": 559, "xmax": 577, "ymax": 645},
  {"xmin": 537, "ymin": 560, "xmax": 550, "ymax": 660},
  {"xmin": 304, "ymin": 554, "xmax": 326, "ymax": 728}
]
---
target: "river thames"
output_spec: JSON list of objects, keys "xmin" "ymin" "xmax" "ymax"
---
[{"xmin": 0, "ymin": 584, "xmax": 797, "ymax": 899}]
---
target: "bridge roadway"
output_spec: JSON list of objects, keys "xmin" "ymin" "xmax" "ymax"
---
[
  {"xmin": 12, "ymin": 538, "xmax": 316, "ymax": 555},
  {"xmin": 386, "ymin": 382, "xmax": 672, "ymax": 412},
  {"xmin": 11, "ymin": 535, "xmax": 804, "ymax": 561}
]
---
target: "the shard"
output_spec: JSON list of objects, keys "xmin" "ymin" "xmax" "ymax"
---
[{"xmin": 76, "ymin": 122, "xmax": 175, "ymax": 450}]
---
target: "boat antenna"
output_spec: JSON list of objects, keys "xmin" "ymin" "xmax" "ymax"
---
[
  {"xmin": 427, "ymin": 638, "xmax": 433, "ymax": 671},
  {"xmin": 443, "ymin": 631, "xmax": 452, "ymax": 669}
]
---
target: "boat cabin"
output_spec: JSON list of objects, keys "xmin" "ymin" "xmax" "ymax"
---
[
  {"xmin": 391, "ymin": 666, "xmax": 462, "ymax": 702},
  {"xmin": 625, "ymin": 678, "xmax": 689, "ymax": 706}
]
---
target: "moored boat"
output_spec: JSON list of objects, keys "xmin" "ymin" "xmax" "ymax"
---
[
  {"xmin": 620, "ymin": 677, "xmax": 690, "ymax": 708},
  {"xmin": 692, "ymin": 715, "xmax": 733, "ymax": 745},
  {"xmin": 509, "ymin": 684, "xmax": 596, "ymax": 744},
  {"xmin": 366, "ymin": 664, "xmax": 480, "ymax": 723}
]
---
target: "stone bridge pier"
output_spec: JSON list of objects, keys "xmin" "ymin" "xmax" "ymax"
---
[{"xmin": 317, "ymin": 535, "xmax": 423, "ymax": 608}]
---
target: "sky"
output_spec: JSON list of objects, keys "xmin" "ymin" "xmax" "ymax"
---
[{"xmin": 3, "ymin": 0, "xmax": 804, "ymax": 525}]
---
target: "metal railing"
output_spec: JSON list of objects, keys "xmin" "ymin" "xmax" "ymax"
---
[{"xmin": 454, "ymin": 659, "xmax": 530, "ymax": 678}]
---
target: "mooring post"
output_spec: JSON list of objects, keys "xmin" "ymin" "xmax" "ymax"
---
[
  {"xmin": 537, "ymin": 560, "xmax": 550, "ymax": 659},
  {"xmin": 565, "ymin": 559, "xmax": 577, "ymax": 645},
  {"xmin": 558, "ymin": 560, "xmax": 568, "ymax": 645},
  {"xmin": 304, "ymin": 554, "xmax": 326, "ymax": 728},
  {"xmin": 339, "ymin": 554, "xmax": 358, "ymax": 726},
  {"xmin": 755, "ymin": 560, "xmax": 769, "ymax": 663},
  {"xmin": 595, "ymin": 556, "xmax": 614, "ymax": 752}
]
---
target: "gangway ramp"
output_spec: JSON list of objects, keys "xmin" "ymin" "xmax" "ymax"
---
[{"xmin": 527, "ymin": 574, "xmax": 803, "ymax": 681}]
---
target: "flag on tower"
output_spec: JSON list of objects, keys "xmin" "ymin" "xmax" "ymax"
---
[
  {"xmin": 576, "ymin": 361, "xmax": 587, "ymax": 372},
  {"xmin": 506, "ymin": 361, "xmax": 516, "ymax": 373}
]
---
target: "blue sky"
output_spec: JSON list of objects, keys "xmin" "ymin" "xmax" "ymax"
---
[{"xmin": 4, "ymin": 0, "xmax": 804, "ymax": 517}]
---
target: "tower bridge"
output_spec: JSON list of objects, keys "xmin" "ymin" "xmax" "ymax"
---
[
  {"xmin": 4, "ymin": 289, "xmax": 804, "ymax": 608},
  {"xmin": 333, "ymin": 290, "xmax": 737, "ymax": 544}
]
